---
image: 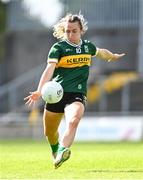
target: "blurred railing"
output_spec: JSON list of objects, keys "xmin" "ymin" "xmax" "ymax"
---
[
  {"xmin": 0, "ymin": 63, "xmax": 45, "ymax": 112},
  {"xmin": 0, "ymin": 0, "xmax": 143, "ymax": 115},
  {"xmin": 0, "ymin": 64, "xmax": 143, "ymax": 115},
  {"xmin": 7, "ymin": 0, "xmax": 141, "ymax": 30},
  {"xmin": 64, "ymin": 0, "xmax": 140, "ymax": 29},
  {"xmin": 86, "ymin": 72, "xmax": 143, "ymax": 115}
]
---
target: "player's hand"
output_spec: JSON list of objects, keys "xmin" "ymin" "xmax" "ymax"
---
[
  {"xmin": 24, "ymin": 91, "xmax": 41, "ymax": 107},
  {"xmin": 108, "ymin": 53, "xmax": 125, "ymax": 62}
]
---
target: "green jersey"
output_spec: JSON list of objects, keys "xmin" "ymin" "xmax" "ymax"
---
[{"xmin": 48, "ymin": 39, "xmax": 97, "ymax": 95}]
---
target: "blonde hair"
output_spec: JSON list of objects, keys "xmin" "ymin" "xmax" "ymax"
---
[{"xmin": 53, "ymin": 13, "xmax": 88, "ymax": 40}]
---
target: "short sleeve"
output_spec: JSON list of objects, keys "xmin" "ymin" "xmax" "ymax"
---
[
  {"xmin": 89, "ymin": 42, "xmax": 97, "ymax": 56},
  {"xmin": 48, "ymin": 43, "xmax": 62, "ymax": 63}
]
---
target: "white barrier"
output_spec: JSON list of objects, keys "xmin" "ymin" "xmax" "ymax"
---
[
  {"xmin": 59, "ymin": 116, "xmax": 143, "ymax": 141},
  {"xmin": 0, "ymin": 114, "xmax": 143, "ymax": 141}
]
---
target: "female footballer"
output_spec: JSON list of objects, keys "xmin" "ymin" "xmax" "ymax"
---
[{"xmin": 24, "ymin": 13, "xmax": 125, "ymax": 169}]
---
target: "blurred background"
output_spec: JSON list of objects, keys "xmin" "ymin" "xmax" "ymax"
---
[{"xmin": 0, "ymin": 0, "xmax": 143, "ymax": 141}]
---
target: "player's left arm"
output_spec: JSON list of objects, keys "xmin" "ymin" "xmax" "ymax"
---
[{"xmin": 95, "ymin": 48, "xmax": 125, "ymax": 62}]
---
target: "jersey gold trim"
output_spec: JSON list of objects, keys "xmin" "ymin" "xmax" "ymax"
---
[{"xmin": 56, "ymin": 54, "xmax": 91, "ymax": 68}]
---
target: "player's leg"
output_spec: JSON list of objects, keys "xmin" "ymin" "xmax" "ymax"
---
[
  {"xmin": 61, "ymin": 101, "xmax": 85, "ymax": 147},
  {"xmin": 43, "ymin": 109, "xmax": 64, "ymax": 158},
  {"xmin": 54, "ymin": 101, "xmax": 85, "ymax": 168}
]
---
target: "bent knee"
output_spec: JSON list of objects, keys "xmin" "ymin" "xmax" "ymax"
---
[{"xmin": 68, "ymin": 117, "xmax": 80, "ymax": 129}]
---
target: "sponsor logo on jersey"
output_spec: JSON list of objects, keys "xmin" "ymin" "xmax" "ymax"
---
[
  {"xmin": 65, "ymin": 48, "xmax": 72, "ymax": 52},
  {"xmin": 56, "ymin": 54, "xmax": 91, "ymax": 68},
  {"xmin": 67, "ymin": 57, "xmax": 89, "ymax": 64}
]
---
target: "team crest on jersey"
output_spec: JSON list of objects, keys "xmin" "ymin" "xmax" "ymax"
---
[
  {"xmin": 78, "ymin": 84, "xmax": 82, "ymax": 89},
  {"xmin": 84, "ymin": 45, "xmax": 89, "ymax": 53}
]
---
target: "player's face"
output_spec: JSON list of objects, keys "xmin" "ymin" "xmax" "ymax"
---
[{"xmin": 64, "ymin": 21, "xmax": 82, "ymax": 44}]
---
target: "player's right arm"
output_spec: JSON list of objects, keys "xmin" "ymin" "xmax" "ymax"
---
[
  {"xmin": 24, "ymin": 62, "xmax": 56, "ymax": 107},
  {"xmin": 24, "ymin": 43, "xmax": 61, "ymax": 107}
]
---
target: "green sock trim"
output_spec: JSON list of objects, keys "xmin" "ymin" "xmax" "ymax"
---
[
  {"xmin": 50, "ymin": 142, "xmax": 59, "ymax": 153},
  {"xmin": 58, "ymin": 146, "xmax": 65, "ymax": 153}
]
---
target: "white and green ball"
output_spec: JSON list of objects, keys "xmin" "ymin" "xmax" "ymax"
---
[{"xmin": 41, "ymin": 81, "xmax": 63, "ymax": 104}]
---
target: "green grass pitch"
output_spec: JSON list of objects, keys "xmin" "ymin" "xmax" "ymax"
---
[{"xmin": 0, "ymin": 139, "xmax": 143, "ymax": 179}]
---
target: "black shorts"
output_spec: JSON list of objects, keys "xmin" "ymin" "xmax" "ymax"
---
[{"xmin": 45, "ymin": 92, "xmax": 87, "ymax": 113}]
